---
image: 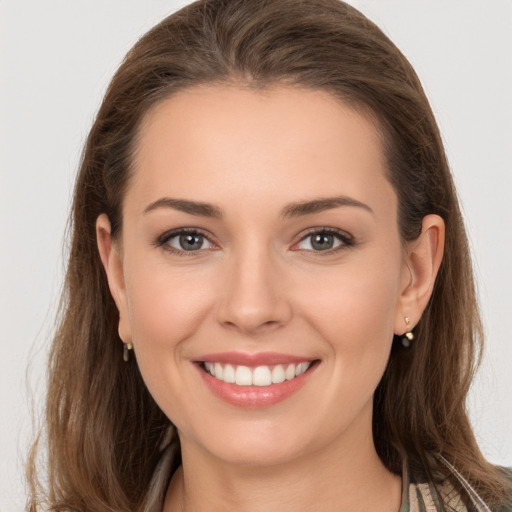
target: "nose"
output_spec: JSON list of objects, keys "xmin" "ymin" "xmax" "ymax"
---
[{"xmin": 216, "ymin": 247, "xmax": 292, "ymax": 335}]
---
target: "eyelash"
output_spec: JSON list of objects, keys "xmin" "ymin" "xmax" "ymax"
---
[
  {"xmin": 154, "ymin": 228, "xmax": 216, "ymax": 256},
  {"xmin": 154, "ymin": 227, "xmax": 355, "ymax": 256},
  {"xmin": 292, "ymin": 227, "xmax": 355, "ymax": 255}
]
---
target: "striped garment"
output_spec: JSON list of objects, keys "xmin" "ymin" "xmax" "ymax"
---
[{"xmin": 401, "ymin": 455, "xmax": 511, "ymax": 512}]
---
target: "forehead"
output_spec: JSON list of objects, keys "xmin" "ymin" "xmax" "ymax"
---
[{"xmin": 128, "ymin": 84, "xmax": 394, "ymax": 216}]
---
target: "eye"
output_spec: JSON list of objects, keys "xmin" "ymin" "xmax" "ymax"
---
[
  {"xmin": 170, "ymin": 233, "xmax": 208, "ymax": 251},
  {"xmin": 157, "ymin": 229, "xmax": 216, "ymax": 253},
  {"xmin": 294, "ymin": 229, "xmax": 352, "ymax": 252}
]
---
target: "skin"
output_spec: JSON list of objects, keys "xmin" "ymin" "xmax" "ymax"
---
[{"xmin": 97, "ymin": 85, "xmax": 444, "ymax": 512}]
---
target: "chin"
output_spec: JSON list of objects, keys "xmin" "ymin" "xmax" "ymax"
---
[
  {"xmin": 208, "ymin": 440, "xmax": 308, "ymax": 468},
  {"xmin": 180, "ymin": 417, "xmax": 315, "ymax": 468}
]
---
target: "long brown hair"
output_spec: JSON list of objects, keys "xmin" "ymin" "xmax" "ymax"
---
[{"xmin": 28, "ymin": 0, "xmax": 510, "ymax": 510}]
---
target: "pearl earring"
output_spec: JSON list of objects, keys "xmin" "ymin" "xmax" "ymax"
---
[
  {"xmin": 123, "ymin": 342, "xmax": 133, "ymax": 362},
  {"xmin": 401, "ymin": 317, "xmax": 414, "ymax": 348}
]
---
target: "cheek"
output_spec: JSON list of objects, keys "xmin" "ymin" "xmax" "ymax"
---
[
  {"xmin": 124, "ymin": 261, "xmax": 211, "ymax": 347},
  {"xmin": 294, "ymin": 252, "xmax": 402, "ymax": 430},
  {"xmin": 297, "ymin": 248, "xmax": 402, "ymax": 368},
  {"xmin": 121, "ymin": 255, "xmax": 219, "ymax": 415},
  {"xmin": 121, "ymin": 257, "xmax": 218, "ymax": 429}
]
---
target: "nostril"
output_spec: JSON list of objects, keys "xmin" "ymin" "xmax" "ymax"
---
[
  {"xmin": 221, "ymin": 317, "xmax": 282, "ymax": 334},
  {"xmin": 217, "ymin": 301, "xmax": 292, "ymax": 334}
]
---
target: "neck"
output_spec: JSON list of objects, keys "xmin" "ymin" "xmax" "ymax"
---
[{"xmin": 163, "ymin": 407, "xmax": 402, "ymax": 512}]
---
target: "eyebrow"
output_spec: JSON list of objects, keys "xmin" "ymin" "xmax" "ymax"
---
[
  {"xmin": 281, "ymin": 196, "xmax": 374, "ymax": 218},
  {"xmin": 143, "ymin": 198, "xmax": 223, "ymax": 218},
  {"xmin": 143, "ymin": 195, "xmax": 373, "ymax": 219}
]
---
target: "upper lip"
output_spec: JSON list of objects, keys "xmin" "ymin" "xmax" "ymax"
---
[{"xmin": 196, "ymin": 351, "xmax": 316, "ymax": 366}]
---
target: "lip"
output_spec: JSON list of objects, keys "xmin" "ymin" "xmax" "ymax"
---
[
  {"xmin": 196, "ymin": 351, "xmax": 316, "ymax": 367},
  {"xmin": 194, "ymin": 353, "xmax": 319, "ymax": 408}
]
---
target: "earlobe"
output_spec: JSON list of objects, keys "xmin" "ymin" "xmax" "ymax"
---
[
  {"xmin": 96, "ymin": 214, "xmax": 132, "ymax": 344},
  {"xmin": 395, "ymin": 214, "xmax": 445, "ymax": 334}
]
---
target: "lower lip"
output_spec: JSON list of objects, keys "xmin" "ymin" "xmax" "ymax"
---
[{"xmin": 196, "ymin": 363, "xmax": 317, "ymax": 408}]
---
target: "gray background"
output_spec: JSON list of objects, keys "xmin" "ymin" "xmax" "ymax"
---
[{"xmin": 1, "ymin": 1, "xmax": 511, "ymax": 510}]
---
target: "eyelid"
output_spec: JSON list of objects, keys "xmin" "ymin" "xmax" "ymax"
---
[
  {"xmin": 153, "ymin": 226, "xmax": 355, "ymax": 255},
  {"xmin": 154, "ymin": 227, "xmax": 218, "ymax": 254},
  {"xmin": 291, "ymin": 227, "xmax": 355, "ymax": 253}
]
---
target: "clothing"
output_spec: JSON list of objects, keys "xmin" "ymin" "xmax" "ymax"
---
[
  {"xmin": 401, "ymin": 456, "xmax": 494, "ymax": 512},
  {"xmin": 401, "ymin": 456, "xmax": 512, "ymax": 512}
]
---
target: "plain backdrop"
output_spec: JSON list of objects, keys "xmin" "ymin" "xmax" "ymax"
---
[{"xmin": 1, "ymin": 1, "xmax": 511, "ymax": 510}]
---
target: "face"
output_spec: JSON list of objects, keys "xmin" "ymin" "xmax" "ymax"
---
[{"xmin": 100, "ymin": 85, "xmax": 418, "ymax": 467}]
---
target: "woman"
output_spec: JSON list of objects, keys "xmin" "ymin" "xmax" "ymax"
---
[{"xmin": 27, "ymin": 0, "xmax": 511, "ymax": 511}]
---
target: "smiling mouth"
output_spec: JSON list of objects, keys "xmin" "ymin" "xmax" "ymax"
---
[{"xmin": 199, "ymin": 361, "xmax": 317, "ymax": 387}]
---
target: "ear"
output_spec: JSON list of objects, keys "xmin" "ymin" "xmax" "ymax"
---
[
  {"xmin": 96, "ymin": 214, "xmax": 132, "ymax": 344},
  {"xmin": 394, "ymin": 214, "xmax": 445, "ymax": 335}
]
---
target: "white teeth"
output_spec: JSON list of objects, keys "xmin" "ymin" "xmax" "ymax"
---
[
  {"xmin": 204, "ymin": 362, "xmax": 214, "ymax": 375},
  {"xmin": 235, "ymin": 365, "xmax": 253, "ymax": 386},
  {"xmin": 271, "ymin": 365, "xmax": 286, "ymax": 384},
  {"xmin": 285, "ymin": 363, "xmax": 296, "ymax": 380},
  {"xmin": 253, "ymin": 366, "xmax": 272, "ymax": 386},
  {"xmin": 204, "ymin": 361, "xmax": 313, "ymax": 386},
  {"xmin": 214, "ymin": 362, "xmax": 223, "ymax": 380},
  {"xmin": 295, "ymin": 362, "xmax": 309, "ymax": 377},
  {"xmin": 223, "ymin": 364, "xmax": 235, "ymax": 383}
]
